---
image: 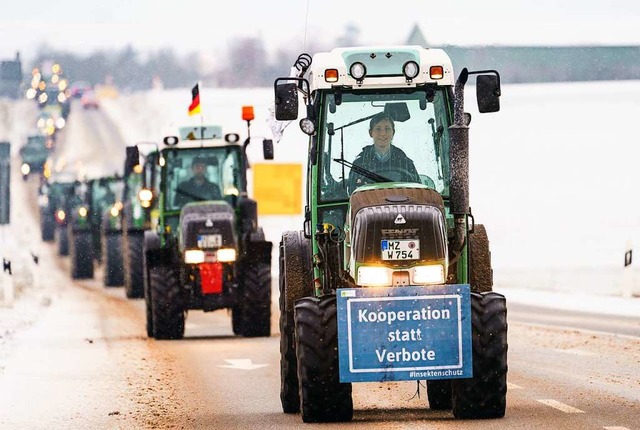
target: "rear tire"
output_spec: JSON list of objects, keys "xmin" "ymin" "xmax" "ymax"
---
[
  {"xmin": 279, "ymin": 231, "xmax": 313, "ymax": 414},
  {"xmin": 295, "ymin": 295, "xmax": 353, "ymax": 423},
  {"xmin": 150, "ymin": 265, "xmax": 185, "ymax": 340},
  {"xmin": 469, "ymin": 224, "xmax": 493, "ymax": 293},
  {"xmin": 70, "ymin": 230, "xmax": 94, "ymax": 279},
  {"xmin": 123, "ymin": 231, "xmax": 144, "ymax": 298},
  {"xmin": 451, "ymin": 292, "xmax": 508, "ymax": 419},
  {"xmin": 103, "ymin": 232, "xmax": 124, "ymax": 287}
]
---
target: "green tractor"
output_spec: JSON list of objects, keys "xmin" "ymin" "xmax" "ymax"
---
[
  {"xmin": 274, "ymin": 46, "xmax": 507, "ymax": 422},
  {"xmin": 19, "ymin": 134, "xmax": 50, "ymax": 181},
  {"xmin": 121, "ymin": 146, "xmax": 160, "ymax": 299},
  {"xmin": 99, "ymin": 177, "xmax": 126, "ymax": 287},
  {"xmin": 127, "ymin": 112, "xmax": 275, "ymax": 340},
  {"xmin": 68, "ymin": 175, "xmax": 124, "ymax": 280},
  {"xmin": 39, "ymin": 172, "xmax": 81, "ymax": 254}
]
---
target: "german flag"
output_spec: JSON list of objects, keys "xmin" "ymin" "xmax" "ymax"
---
[{"xmin": 188, "ymin": 83, "xmax": 201, "ymax": 116}]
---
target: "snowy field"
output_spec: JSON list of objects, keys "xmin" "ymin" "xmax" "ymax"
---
[{"xmin": 2, "ymin": 80, "xmax": 640, "ymax": 304}]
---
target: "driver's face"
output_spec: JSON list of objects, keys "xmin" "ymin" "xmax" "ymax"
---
[
  {"xmin": 369, "ymin": 119, "xmax": 394, "ymax": 152},
  {"xmin": 192, "ymin": 163, "xmax": 206, "ymax": 178}
]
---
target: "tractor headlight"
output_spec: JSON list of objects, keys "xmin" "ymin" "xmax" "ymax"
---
[
  {"xmin": 56, "ymin": 210, "xmax": 66, "ymax": 222},
  {"xmin": 185, "ymin": 250, "xmax": 205, "ymax": 264},
  {"xmin": 138, "ymin": 188, "xmax": 153, "ymax": 207},
  {"xmin": 21, "ymin": 163, "xmax": 30, "ymax": 175},
  {"xmin": 110, "ymin": 206, "xmax": 120, "ymax": 217},
  {"xmin": 216, "ymin": 248, "xmax": 236, "ymax": 262},
  {"xmin": 412, "ymin": 264, "xmax": 445, "ymax": 284},
  {"xmin": 357, "ymin": 266, "xmax": 392, "ymax": 287},
  {"xmin": 78, "ymin": 206, "xmax": 88, "ymax": 217}
]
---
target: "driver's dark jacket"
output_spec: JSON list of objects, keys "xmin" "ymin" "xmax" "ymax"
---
[
  {"xmin": 174, "ymin": 177, "xmax": 222, "ymax": 207},
  {"xmin": 348, "ymin": 144, "xmax": 419, "ymax": 193}
]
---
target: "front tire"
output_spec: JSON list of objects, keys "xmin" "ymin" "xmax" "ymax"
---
[
  {"xmin": 70, "ymin": 230, "xmax": 94, "ymax": 279},
  {"xmin": 123, "ymin": 231, "xmax": 144, "ymax": 298},
  {"xmin": 451, "ymin": 292, "xmax": 508, "ymax": 419},
  {"xmin": 150, "ymin": 266, "xmax": 185, "ymax": 340},
  {"xmin": 427, "ymin": 379, "xmax": 452, "ymax": 410},
  {"xmin": 295, "ymin": 296, "xmax": 353, "ymax": 423},
  {"xmin": 103, "ymin": 232, "xmax": 124, "ymax": 287},
  {"xmin": 237, "ymin": 262, "xmax": 271, "ymax": 337},
  {"xmin": 57, "ymin": 225, "xmax": 69, "ymax": 256}
]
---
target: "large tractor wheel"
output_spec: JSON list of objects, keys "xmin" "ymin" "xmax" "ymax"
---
[
  {"xmin": 279, "ymin": 231, "xmax": 313, "ymax": 414},
  {"xmin": 236, "ymin": 262, "xmax": 271, "ymax": 337},
  {"xmin": 70, "ymin": 230, "xmax": 94, "ymax": 279},
  {"xmin": 427, "ymin": 379, "xmax": 452, "ymax": 410},
  {"xmin": 143, "ymin": 250, "xmax": 154, "ymax": 338},
  {"xmin": 150, "ymin": 265, "xmax": 185, "ymax": 340},
  {"xmin": 103, "ymin": 232, "xmax": 124, "ymax": 287},
  {"xmin": 123, "ymin": 231, "xmax": 144, "ymax": 299},
  {"xmin": 469, "ymin": 224, "xmax": 493, "ymax": 293},
  {"xmin": 451, "ymin": 292, "xmax": 508, "ymax": 419},
  {"xmin": 41, "ymin": 212, "xmax": 55, "ymax": 242},
  {"xmin": 295, "ymin": 295, "xmax": 353, "ymax": 423},
  {"xmin": 57, "ymin": 225, "xmax": 69, "ymax": 256}
]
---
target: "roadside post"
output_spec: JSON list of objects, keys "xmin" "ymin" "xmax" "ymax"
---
[
  {"xmin": 0, "ymin": 141, "xmax": 12, "ymax": 305},
  {"xmin": 0, "ymin": 141, "xmax": 9, "ymax": 224}
]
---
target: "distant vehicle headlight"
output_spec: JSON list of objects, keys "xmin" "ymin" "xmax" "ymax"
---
[
  {"xmin": 216, "ymin": 248, "xmax": 236, "ymax": 262},
  {"xmin": 184, "ymin": 250, "xmax": 205, "ymax": 264},
  {"xmin": 21, "ymin": 163, "xmax": 30, "ymax": 175}
]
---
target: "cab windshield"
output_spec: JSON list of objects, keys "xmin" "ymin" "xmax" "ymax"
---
[
  {"xmin": 164, "ymin": 146, "xmax": 244, "ymax": 211},
  {"xmin": 318, "ymin": 87, "xmax": 452, "ymax": 202}
]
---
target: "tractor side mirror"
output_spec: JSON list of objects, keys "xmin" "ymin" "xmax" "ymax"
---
[
  {"xmin": 263, "ymin": 139, "xmax": 274, "ymax": 160},
  {"xmin": 476, "ymin": 74, "xmax": 501, "ymax": 113},
  {"xmin": 124, "ymin": 146, "xmax": 140, "ymax": 177},
  {"xmin": 274, "ymin": 82, "xmax": 299, "ymax": 121}
]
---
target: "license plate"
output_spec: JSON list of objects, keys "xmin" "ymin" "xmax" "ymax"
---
[
  {"xmin": 381, "ymin": 239, "xmax": 420, "ymax": 260},
  {"xmin": 197, "ymin": 234, "xmax": 222, "ymax": 248}
]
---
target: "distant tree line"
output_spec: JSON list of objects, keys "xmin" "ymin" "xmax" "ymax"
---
[{"xmin": 24, "ymin": 36, "xmax": 640, "ymax": 92}]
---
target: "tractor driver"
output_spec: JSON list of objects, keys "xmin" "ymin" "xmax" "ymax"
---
[
  {"xmin": 174, "ymin": 156, "xmax": 222, "ymax": 206},
  {"xmin": 347, "ymin": 112, "xmax": 420, "ymax": 193}
]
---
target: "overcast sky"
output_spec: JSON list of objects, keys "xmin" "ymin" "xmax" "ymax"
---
[{"xmin": 1, "ymin": 0, "xmax": 639, "ymax": 62}]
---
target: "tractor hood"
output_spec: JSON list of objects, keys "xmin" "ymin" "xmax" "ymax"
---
[
  {"xmin": 178, "ymin": 201, "xmax": 237, "ymax": 253},
  {"xmin": 347, "ymin": 185, "xmax": 448, "ymax": 285}
]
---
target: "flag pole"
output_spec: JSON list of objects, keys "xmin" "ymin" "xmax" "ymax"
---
[{"xmin": 199, "ymin": 80, "xmax": 203, "ymax": 141}]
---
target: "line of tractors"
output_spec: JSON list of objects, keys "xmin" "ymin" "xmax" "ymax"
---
[{"xmin": 32, "ymin": 45, "xmax": 509, "ymax": 423}]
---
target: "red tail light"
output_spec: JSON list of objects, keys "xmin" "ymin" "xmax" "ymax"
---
[{"xmin": 200, "ymin": 262, "xmax": 223, "ymax": 294}]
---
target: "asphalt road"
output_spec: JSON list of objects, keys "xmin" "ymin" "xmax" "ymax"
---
[{"xmin": 0, "ymin": 100, "xmax": 638, "ymax": 430}]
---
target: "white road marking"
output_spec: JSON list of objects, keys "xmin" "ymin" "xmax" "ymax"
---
[
  {"xmin": 537, "ymin": 399, "xmax": 585, "ymax": 413},
  {"xmin": 553, "ymin": 348, "xmax": 596, "ymax": 356},
  {"xmin": 603, "ymin": 427, "xmax": 632, "ymax": 430},
  {"xmin": 218, "ymin": 358, "xmax": 268, "ymax": 370},
  {"xmin": 507, "ymin": 382, "xmax": 523, "ymax": 389}
]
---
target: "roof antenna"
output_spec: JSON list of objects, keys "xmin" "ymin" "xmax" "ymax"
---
[{"xmin": 303, "ymin": 0, "xmax": 310, "ymax": 52}]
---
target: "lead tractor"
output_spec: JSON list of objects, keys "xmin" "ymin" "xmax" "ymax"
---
[
  {"xmin": 274, "ymin": 46, "xmax": 508, "ymax": 422},
  {"xmin": 128, "ymin": 109, "xmax": 275, "ymax": 340}
]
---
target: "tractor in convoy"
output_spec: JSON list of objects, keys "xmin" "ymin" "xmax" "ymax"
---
[
  {"xmin": 38, "ymin": 171, "xmax": 80, "ymax": 254},
  {"xmin": 68, "ymin": 174, "xmax": 124, "ymax": 280},
  {"xmin": 273, "ymin": 45, "xmax": 507, "ymax": 422},
  {"xmin": 19, "ymin": 134, "xmax": 49, "ymax": 181},
  {"xmin": 125, "ymin": 107, "xmax": 275, "ymax": 340},
  {"xmin": 121, "ymin": 145, "xmax": 159, "ymax": 299}
]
